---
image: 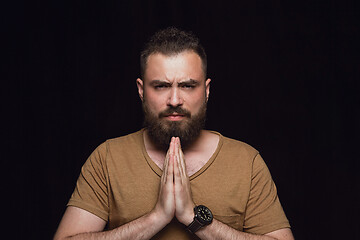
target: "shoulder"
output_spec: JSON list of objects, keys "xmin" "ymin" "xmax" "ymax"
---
[
  {"xmin": 210, "ymin": 131, "xmax": 259, "ymax": 160},
  {"xmin": 77, "ymin": 130, "xmax": 145, "ymax": 185},
  {"xmin": 106, "ymin": 128, "xmax": 143, "ymax": 144},
  {"xmin": 103, "ymin": 129, "xmax": 144, "ymax": 151},
  {"xmin": 89, "ymin": 129, "xmax": 144, "ymax": 162},
  {"xmin": 99, "ymin": 129, "xmax": 146, "ymax": 166},
  {"xmin": 217, "ymin": 134, "xmax": 273, "ymax": 180}
]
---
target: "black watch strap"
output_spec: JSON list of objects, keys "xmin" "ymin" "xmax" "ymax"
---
[{"xmin": 186, "ymin": 218, "xmax": 203, "ymax": 234}]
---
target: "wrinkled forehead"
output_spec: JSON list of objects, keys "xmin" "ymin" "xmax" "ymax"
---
[{"xmin": 144, "ymin": 51, "xmax": 205, "ymax": 82}]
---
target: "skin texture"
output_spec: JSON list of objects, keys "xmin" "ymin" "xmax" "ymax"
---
[{"xmin": 54, "ymin": 51, "xmax": 295, "ymax": 240}]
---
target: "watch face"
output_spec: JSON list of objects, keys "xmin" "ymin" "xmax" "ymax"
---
[{"xmin": 196, "ymin": 205, "xmax": 213, "ymax": 224}]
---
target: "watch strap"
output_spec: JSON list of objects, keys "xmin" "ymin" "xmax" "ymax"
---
[{"xmin": 186, "ymin": 218, "xmax": 203, "ymax": 234}]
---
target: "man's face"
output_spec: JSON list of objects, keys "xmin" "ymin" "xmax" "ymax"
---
[{"xmin": 137, "ymin": 51, "xmax": 211, "ymax": 150}]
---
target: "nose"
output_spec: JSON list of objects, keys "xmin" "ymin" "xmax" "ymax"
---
[{"xmin": 167, "ymin": 87, "xmax": 183, "ymax": 107}]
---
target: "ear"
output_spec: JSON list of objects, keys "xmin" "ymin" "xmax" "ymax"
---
[
  {"xmin": 136, "ymin": 78, "xmax": 144, "ymax": 101},
  {"xmin": 205, "ymin": 78, "xmax": 211, "ymax": 102}
]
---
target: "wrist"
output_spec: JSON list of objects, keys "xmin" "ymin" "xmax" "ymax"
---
[
  {"xmin": 149, "ymin": 208, "xmax": 172, "ymax": 227},
  {"xmin": 179, "ymin": 209, "xmax": 195, "ymax": 226},
  {"xmin": 177, "ymin": 204, "xmax": 195, "ymax": 226}
]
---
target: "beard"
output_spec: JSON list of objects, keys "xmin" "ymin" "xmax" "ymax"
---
[{"xmin": 143, "ymin": 101, "xmax": 207, "ymax": 151}]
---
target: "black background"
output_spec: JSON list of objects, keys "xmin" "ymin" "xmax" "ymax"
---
[{"xmin": 4, "ymin": 0, "xmax": 359, "ymax": 239}]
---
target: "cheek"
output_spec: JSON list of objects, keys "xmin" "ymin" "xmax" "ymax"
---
[
  {"xmin": 185, "ymin": 90, "xmax": 206, "ymax": 110},
  {"xmin": 144, "ymin": 91, "xmax": 167, "ymax": 111}
]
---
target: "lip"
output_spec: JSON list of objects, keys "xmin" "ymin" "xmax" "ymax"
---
[{"xmin": 165, "ymin": 114, "xmax": 185, "ymax": 121}]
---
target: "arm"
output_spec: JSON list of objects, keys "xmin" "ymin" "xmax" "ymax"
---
[
  {"xmin": 54, "ymin": 140, "xmax": 177, "ymax": 240},
  {"xmin": 196, "ymin": 220, "xmax": 294, "ymax": 240},
  {"xmin": 172, "ymin": 138, "xmax": 294, "ymax": 240},
  {"xmin": 53, "ymin": 206, "xmax": 168, "ymax": 240}
]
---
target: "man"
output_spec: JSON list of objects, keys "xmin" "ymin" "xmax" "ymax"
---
[{"xmin": 54, "ymin": 27, "xmax": 294, "ymax": 239}]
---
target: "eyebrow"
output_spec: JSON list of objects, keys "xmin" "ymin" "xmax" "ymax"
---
[
  {"xmin": 178, "ymin": 79, "xmax": 199, "ymax": 86},
  {"xmin": 149, "ymin": 79, "xmax": 199, "ymax": 86},
  {"xmin": 149, "ymin": 80, "xmax": 171, "ymax": 85}
]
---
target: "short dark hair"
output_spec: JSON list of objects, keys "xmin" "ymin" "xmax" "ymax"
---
[{"xmin": 140, "ymin": 27, "xmax": 207, "ymax": 79}]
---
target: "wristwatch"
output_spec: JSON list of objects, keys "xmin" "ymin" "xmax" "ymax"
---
[{"xmin": 186, "ymin": 205, "xmax": 213, "ymax": 233}]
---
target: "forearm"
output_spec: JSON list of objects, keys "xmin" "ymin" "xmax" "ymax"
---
[
  {"xmin": 64, "ymin": 211, "xmax": 166, "ymax": 240},
  {"xmin": 195, "ymin": 219, "xmax": 277, "ymax": 240}
]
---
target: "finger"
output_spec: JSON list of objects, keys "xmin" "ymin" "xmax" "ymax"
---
[
  {"xmin": 169, "ymin": 136, "xmax": 176, "ymax": 156},
  {"xmin": 162, "ymin": 152, "xmax": 169, "ymax": 183},
  {"xmin": 176, "ymin": 138, "xmax": 187, "ymax": 178},
  {"xmin": 174, "ymin": 150, "xmax": 181, "ymax": 186},
  {"xmin": 162, "ymin": 137, "xmax": 174, "ymax": 183},
  {"xmin": 177, "ymin": 136, "xmax": 182, "ymax": 149},
  {"xmin": 178, "ymin": 138, "xmax": 186, "ymax": 167},
  {"xmin": 162, "ymin": 157, "xmax": 168, "ymax": 182},
  {"xmin": 167, "ymin": 155, "xmax": 174, "ymax": 185},
  {"xmin": 166, "ymin": 141, "xmax": 175, "ymax": 184},
  {"xmin": 171, "ymin": 136, "xmax": 176, "ymax": 155}
]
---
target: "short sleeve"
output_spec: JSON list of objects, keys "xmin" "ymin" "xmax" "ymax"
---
[
  {"xmin": 243, "ymin": 154, "xmax": 290, "ymax": 234},
  {"xmin": 67, "ymin": 142, "xmax": 109, "ymax": 221}
]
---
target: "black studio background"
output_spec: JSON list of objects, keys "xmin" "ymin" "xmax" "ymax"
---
[{"xmin": 4, "ymin": 0, "xmax": 359, "ymax": 239}]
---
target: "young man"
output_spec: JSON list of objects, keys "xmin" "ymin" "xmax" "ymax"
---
[{"xmin": 54, "ymin": 27, "xmax": 294, "ymax": 240}]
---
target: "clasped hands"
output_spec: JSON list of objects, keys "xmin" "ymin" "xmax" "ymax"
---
[{"xmin": 153, "ymin": 137, "xmax": 195, "ymax": 226}]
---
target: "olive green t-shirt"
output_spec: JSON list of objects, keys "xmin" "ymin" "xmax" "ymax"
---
[{"xmin": 68, "ymin": 129, "xmax": 290, "ymax": 238}]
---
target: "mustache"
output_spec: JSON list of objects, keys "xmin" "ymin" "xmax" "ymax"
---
[{"xmin": 158, "ymin": 106, "xmax": 191, "ymax": 118}]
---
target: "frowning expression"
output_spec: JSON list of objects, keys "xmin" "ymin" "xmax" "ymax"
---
[{"xmin": 137, "ymin": 50, "xmax": 211, "ymax": 124}]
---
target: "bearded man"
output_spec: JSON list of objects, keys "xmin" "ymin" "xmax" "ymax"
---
[{"xmin": 54, "ymin": 27, "xmax": 294, "ymax": 240}]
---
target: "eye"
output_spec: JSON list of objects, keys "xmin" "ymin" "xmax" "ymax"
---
[
  {"xmin": 179, "ymin": 80, "xmax": 198, "ymax": 89},
  {"xmin": 154, "ymin": 84, "xmax": 168, "ymax": 89},
  {"xmin": 181, "ymin": 84, "xmax": 196, "ymax": 89}
]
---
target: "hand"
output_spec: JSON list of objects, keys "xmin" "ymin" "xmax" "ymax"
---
[
  {"xmin": 173, "ymin": 137, "xmax": 196, "ymax": 226},
  {"xmin": 152, "ymin": 137, "xmax": 195, "ymax": 226},
  {"xmin": 152, "ymin": 137, "xmax": 176, "ymax": 225}
]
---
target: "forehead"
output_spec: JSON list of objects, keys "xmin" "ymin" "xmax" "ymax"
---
[{"xmin": 144, "ymin": 51, "xmax": 204, "ymax": 82}]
